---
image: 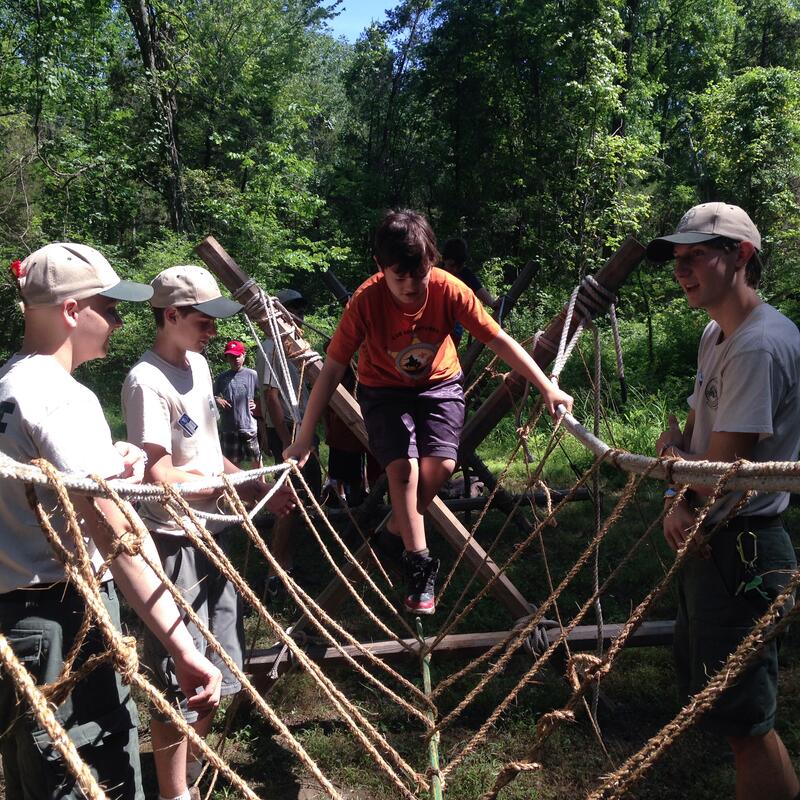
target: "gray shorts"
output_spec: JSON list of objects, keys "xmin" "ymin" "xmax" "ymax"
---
[
  {"xmin": 357, "ymin": 374, "xmax": 465, "ymax": 467},
  {"xmin": 143, "ymin": 532, "xmax": 244, "ymax": 724},
  {"xmin": 674, "ymin": 517, "xmax": 796, "ymax": 737},
  {"xmin": 0, "ymin": 581, "xmax": 142, "ymax": 800}
]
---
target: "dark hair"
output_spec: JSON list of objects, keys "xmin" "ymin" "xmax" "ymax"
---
[
  {"xmin": 442, "ymin": 237, "xmax": 468, "ymax": 266},
  {"xmin": 707, "ymin": 237, "xmax": 761, "ymax": 288},
  {"xmin": 152, "ymin": 305, "xmax": 194, "ymax": 328},
  {"xmin": 373, "ymin": 209, "xmax": 439, "ymax": 278}
]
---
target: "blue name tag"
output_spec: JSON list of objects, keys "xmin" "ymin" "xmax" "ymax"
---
[{"xmin": 178, "ymin": 413, "xmax": 198, "ymax": 437}]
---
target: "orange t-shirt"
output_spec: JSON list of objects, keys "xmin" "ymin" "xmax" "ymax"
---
[{"xmin": 327, "ymin": 267, "xmax": 501, "ymax": 388}]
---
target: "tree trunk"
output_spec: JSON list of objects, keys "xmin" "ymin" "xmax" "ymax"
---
[{"xmin": 124, "ymin": 0, "xmax": 189, "ymax": 231}]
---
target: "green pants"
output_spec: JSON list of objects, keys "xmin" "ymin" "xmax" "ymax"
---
[
  {"xmin": 674, "ymin": 518, "xmax": 796, "ymax": 737},
  {"xmin": 0, "ymin": 581, "xmax": 142, "ymax": 800}
]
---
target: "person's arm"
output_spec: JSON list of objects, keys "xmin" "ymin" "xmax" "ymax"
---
[
  {"xmin": 143, "ymin": 443, "xmax": 218, "ymax": 498},
  {"xmin": 75, "ymin": 494, "xmax": 221, "ymax": 714},
  {"xmin": 143, "ymin": 443, "xmax": 294, "ymax": 514},
  {"xmin": 283, "ymin": 356, "xmax": 349, "ymax": 467},
  {"xmin": 656, "ymin": 411, "xmax": 757, "ymax": 493},
  {"xmin": 485, "ymin": 329, "xmax": 574, "ymax": 417},
  {"xmin": 657, "ymin": 413, "xmax": 758, "ymax": 550},
  {"xmin": 213, "ymin": 375, "xmax": 231, "ymax": 410},
  {"xmin": 113, "ymin": 441, "xmax": 147, "ymax": 482}
]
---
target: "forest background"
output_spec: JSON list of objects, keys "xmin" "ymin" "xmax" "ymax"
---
[{"xmin": 2, "ymin": 0, "xmax": 800, "ymax": 432}]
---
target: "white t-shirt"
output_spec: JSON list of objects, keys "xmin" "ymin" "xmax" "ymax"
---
[
  {"xmin": 0, "ymin": 354, "xmax": 124, "ymax": 592},
  {"xmin": 688, "ymin": 303, "xmax": 800, "ymax": 521},
  {"xmin": 255, "ymin": 338, "xmax": 308, "ymax": 427},
  {"xmin": 122, "ymin": 349, "xmax": 225, "ymax": 536}
]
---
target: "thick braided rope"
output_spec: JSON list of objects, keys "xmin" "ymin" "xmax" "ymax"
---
[
  {"xmin": 449, "ymin": 498, "xmax": 682, "ymax": 785},
  {"xmin": 430, "ymin": 402, "xmax": 563, "ymax": 656},
  {"xmin": 589, "ymin": 566, "xmax": 800, "ymax": 800},
  {"xmin": 427, "ymin": 450, "xmax": 609, "ymax": 667},
  {"xmin": 474, "ymin": 465, "xmax": 743, "ymax": 797},
  {"xmin": 222, "ymin": 474, "xmax": 435, "ymax": 720},
  {"xmin": 430, "ymin": 469, "xmax": 641, "ymax": 740},
  {"xmin": 0, "ymin": 451, "xmax": 289, "ymax": 502},
  {"xmin": 590, "ymin": 323, "xmax": 605, "ymax": 724},
  {"xmin": 213, "ymin": 482, "xmax": 429, "ymax": 794},
  {"xmin": 435, "ymin": 397, "xmax": 547, "ymax": 607},
  {"xmin": 86, "ymin": 474, "xmax": 346, "ymax": 797},
  {"xmin": 0, "ymin": 635, "xmax": 106, "ymax": 800},
  {"xmin": 162, "ymin": 485, "xmax": 426, "ymax": 797},
  {"xmin": 25, "ymin": 462, "xmax": 264, "ymax": 800},
  {"xmin": 430, "ymin": 452, "xmax": 611, "ymax": 699},
  {"xmin": 286, "ymin": 462, "xmax": 419, "ymax": 644}
]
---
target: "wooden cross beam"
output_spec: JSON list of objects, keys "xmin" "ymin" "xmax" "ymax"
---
[
  {"xmin": 458, "ymin": 237, "xmax": 645, "ymax": 463},
  {"xmin": 246, "ymin": 620, "xmax": 675, "ymax": 681},
  {"xmin": 195, "ymin": 236, "xmax": 532, "ymax": 618}
]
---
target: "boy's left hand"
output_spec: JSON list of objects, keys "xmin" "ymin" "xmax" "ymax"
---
[
  {"xmin": 543, "ymin": 386, "xmax": 573, "ymax": 419},
  {"xmin": 243, "ymin": 478, "xmax": 296, "ymax": 516},
  {"xmin": 113, "ymin": 441, "xmax": 147, "ymax": 483}
]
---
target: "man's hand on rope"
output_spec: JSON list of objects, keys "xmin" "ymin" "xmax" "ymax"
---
[
  {"xmin": 656, "ymin": 414, "xmax": 685, "ymax": 458},
  {"xmin": 241, "ymin": 478, "xmax": 296, "ymax": 516},
  {"xmin": 283, "ymin": 439, "xmax": 312, "ymax": 468},
  {"xmin": 662, "ymin": 496, "xmax": 704, "ymax": 554},
  {"xmin": 113, "ymin": 441, "xmax": 147, "ymax": 483},
  {"xmin": 173, "ymin": 646, "xmax": 223, "ymax": 715}
]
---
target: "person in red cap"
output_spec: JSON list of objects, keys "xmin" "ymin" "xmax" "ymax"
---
[{"xmin": 214, "ymin": 340, "xmax": 261, "ymax": 468}]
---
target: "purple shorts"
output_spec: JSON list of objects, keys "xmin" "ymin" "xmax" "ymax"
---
[{"xmin": 357, "ymin": 374, "xmax": 465, "ymax": 467}]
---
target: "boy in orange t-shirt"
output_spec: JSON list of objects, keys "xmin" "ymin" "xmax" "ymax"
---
[{"xmin": 285, "ymin": 210, "xmax": 573, "ymax": 614}]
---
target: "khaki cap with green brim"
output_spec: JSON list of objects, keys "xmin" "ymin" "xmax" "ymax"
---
[
  {"xmin": 646, "ymin": 202, "xmax": 762, "ymax": 262},
  {"xmin": 149, "ymin": 265, "xmax": 243, "ymax": 318},
  {"xmin": 16, "ymin": 243, "xmax": 153, "ymax": 307}
]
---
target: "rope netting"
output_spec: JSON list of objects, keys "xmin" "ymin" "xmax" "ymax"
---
[{"xmin": 2, "ymin": 278, "xmax": 800, "ymax": 800}]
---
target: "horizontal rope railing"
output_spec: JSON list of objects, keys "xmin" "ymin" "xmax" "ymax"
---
[
  {"xmin": 559, "ymin": 407, "xmax": 800, "ymax": 491},
  {"xmin": 0, "ymin": 452, "xmax": 291, "ymax": 501}
]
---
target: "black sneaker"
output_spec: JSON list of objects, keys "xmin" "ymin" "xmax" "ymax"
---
[{"xmin": 402, "ymin": 550, "xmax": 439, "ymax": 615}]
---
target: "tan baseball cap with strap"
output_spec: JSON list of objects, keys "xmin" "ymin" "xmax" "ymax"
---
[
  {"xmin": 15, "ymin": 243, "xmax": 152, "ymax": 307},
  {"xmin": 149, "ymin": 265, "xmax": 242, "ymax": 318},
  {"xmin": 646, "ymin": 202, "xmax": 761, "ymax": 262}
]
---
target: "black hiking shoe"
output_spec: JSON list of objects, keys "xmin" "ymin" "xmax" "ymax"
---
[{"xmin": 402, "ymin": 550, "xmax": 440, "ymax": 615}]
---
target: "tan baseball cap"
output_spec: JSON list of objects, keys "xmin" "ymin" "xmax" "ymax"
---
[
  {"xmin": 647, "ymin": 202, "xmax": 761, "ymax": 262},
  {"xmin": 149, "ymin": 265, "xmax": 242, "ymax": 318},
  {"xmin": 15, "ymin": 243, "xmax": 153, "ymax": 307}
]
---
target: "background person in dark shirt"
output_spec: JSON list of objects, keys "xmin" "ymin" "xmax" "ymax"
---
[{"xmin": 441, "ymin": 237, "xmax": 501, "ymax": 345}]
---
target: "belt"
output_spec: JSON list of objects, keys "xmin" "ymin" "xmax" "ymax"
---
[
  {"xmin": 0, "ymin": 581, "xmax": 111, "ymax": 604},
  {"xmin": 710, "ymin": 514, "xmax": 784, "ymax": 533}
]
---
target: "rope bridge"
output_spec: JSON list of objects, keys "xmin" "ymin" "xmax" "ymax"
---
[{"xmin": 2, "ymin": 243, "xmax": 799, "ymax": 800}]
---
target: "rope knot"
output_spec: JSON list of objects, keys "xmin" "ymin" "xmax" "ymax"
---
[
  {"xmin": 567, "ymin": 653, "xmax": 603, "ymax": 690},
  {"xmin": 112, "ymin": 635, "xmax": 139, "ymax": 684}
]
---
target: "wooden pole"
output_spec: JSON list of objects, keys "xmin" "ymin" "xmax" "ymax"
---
[
  {"xmin": 245, "ymin": 620, "xmax": 675, "ymax": 678},
  {"xmin": 458, "ymin": 237, "xmax": 645, "ymax": 463}
]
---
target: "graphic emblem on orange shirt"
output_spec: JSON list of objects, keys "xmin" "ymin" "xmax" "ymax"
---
[{"xmin": 389, "ymin": 337, "xmax": 438, "ymax": 378}]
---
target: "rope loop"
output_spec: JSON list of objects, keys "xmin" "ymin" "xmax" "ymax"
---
[{"xmin": 567, "ymin": 653, "xmax": 603, "ymax": 690}]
